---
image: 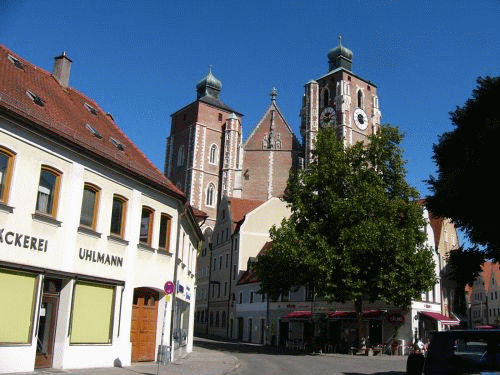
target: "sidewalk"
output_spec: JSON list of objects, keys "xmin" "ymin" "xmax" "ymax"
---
[{"xmin": 6, "ymin": 344, "xmax": 240, "ymax": 375}]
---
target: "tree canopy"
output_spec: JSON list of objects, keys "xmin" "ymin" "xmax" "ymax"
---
[
  {"xmin": 254, "ymin": 125, "xmax": 436, "ymax": 312},
  {"xmin": 427, "ymin": 76, "xmax": 500, "ymax": 260}
]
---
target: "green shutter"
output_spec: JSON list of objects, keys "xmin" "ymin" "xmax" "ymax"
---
[
  {"xmin": 0, "ymin": 269, "xmax": 37, "ymax": 343},
  {"xmin": 70, "ymin": 281, "xmax": 115, "ymax": 344}
]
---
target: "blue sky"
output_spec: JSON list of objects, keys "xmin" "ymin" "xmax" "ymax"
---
[{"xmin": 1, "ymin": 1, "xmax": 499, "ymax": 206}]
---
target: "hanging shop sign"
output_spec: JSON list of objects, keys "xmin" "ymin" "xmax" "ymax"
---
[
  {"xmin": 388, "ymin": 312, "xmax": 406, "ymax": 325},
  {"xmin": 0, "ymin": 228, "xmax": 48, "ymax": 252}
]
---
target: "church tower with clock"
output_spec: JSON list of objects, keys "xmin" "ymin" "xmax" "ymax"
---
[{"xmin": 300, "ymin": 36, "xmax": 381, "ymax": 166}]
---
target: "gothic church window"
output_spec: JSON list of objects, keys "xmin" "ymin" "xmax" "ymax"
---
[
  {"xmin": 357, "ymin": 89, "xmax": 364, "ymax": 108},
  {"xmin": 209, "ymin": 144, "xmax": 218, "ymax": 164},
  {"xmin": 323, "ymin": 88, "xmax": 329, "ymax": 107},
  {"xmin": 177, "ymin": 145, "xmax": 185, "ymax": 166},
  {"xmin": 206, "ymin": 183, "xmax": 216, "ymax": 207}
]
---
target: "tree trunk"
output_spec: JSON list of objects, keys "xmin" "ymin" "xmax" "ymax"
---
[{"xmin": 355, "ymin": 298, "xmax": 364, "ymax": 349}]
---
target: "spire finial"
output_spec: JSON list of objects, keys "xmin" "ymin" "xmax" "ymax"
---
[
  {"xmin": 270, "ymin": 87, "xmax": 278, "ymax": 102},
  {"xmin": 338, "ymin": 33, "xmax": 343, "ymax": 46}
]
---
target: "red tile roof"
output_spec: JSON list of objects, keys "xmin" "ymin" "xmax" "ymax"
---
[
  {"xmin": 227, "ymin": 197, "xmax": 264, "ymax": 230},
  {"xmin": 0, "ymin": 45, "xmax": 185, "ymax": 200}
]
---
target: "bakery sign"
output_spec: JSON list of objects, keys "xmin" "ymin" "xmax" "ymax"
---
[{"xmin": 0, "ymin": 228, "xmax": 49, "ymax": 252}]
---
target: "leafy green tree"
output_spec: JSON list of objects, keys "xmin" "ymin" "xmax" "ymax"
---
[
  {"xmin": 254, "ymin": 125, "xmax": 436, "ymax": 344},
  {"xmin": 427, "ymin": 76, "xmax": 500, "ymax": 260},
  {"xmin": 444, "ymin": 246, "xmax": 485, "ymax": 315}
]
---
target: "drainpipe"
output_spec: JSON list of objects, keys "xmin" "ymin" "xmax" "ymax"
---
[{"xmin": 169, "ymin": 204, "xmax": 187, "ymax": 362}]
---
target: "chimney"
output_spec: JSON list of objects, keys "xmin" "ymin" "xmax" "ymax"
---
[{"xmin": 52, "ymin": 52, "xmax": 72, "ymax": 88}]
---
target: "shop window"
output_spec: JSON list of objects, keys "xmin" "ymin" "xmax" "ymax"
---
[
  {"xmin": 36, "ymin": 166, "xmax": 61, "ymax": 217},
  {"xmin": 0, "ymin": 269, "xmax": 37, "ymax": 343},
  {"xmin": 0, "ymin": 147, "xmax": 15, "ymax": 204},
  {"xmin": 158, "ymin": 213, "xmax": 172, "ymax": 252},
  {"xmin": 70, "ymin": 281, "xmax": 115, "ymax": 344},
  {"xmin": 110, "ymin": 195, "xmax": 127, "ymax": 238},
  {"xmin": 79, "ymin": 183, "xmax": 100, "ymax": 229},
  {"xmin": 139, "ymin": 206, "xmax": 154, "ymax": 245}
]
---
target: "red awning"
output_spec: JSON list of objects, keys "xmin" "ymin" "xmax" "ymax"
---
[
  {"xmin": 419, "ymin": 311, "xmax": 459, "ymax": 325},
  {"xmin": 284, "ymin": 311, "xmax": 313, "ymax": 320}
]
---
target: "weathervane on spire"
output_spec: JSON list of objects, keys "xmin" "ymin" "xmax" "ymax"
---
[{"xmin": 270, "ymin": 87, "xmax": 278, "ymax": 103}]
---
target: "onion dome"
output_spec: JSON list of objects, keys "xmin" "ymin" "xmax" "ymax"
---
[
  {"xmin": 327, "ymin": 34, "xmax": 353, "ymax": 72},
  {"xmin": 196, "ymin": 65, "xmax": 222, "ymax": 100}
]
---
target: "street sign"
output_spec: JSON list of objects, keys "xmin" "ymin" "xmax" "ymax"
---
[{"xmin": 164, "ymin": 281, "xmax": 175, "ymax": 295}]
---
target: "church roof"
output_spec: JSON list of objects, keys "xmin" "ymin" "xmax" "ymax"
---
[
  {"xmin": 0, "ymin": 45, "xmax": 185, "ymax": 201},
  {"xmin": 243, "ymin": 88, "xmax": 300, "ymax": 148}
]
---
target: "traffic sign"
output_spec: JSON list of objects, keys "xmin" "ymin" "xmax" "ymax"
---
[{"xmin": 164, "ymin": 281, "xmax": 175, "ymax": 294}]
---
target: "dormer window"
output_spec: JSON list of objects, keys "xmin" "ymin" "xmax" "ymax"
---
[
  {"xmin": 109, "ymin": 137, "xmax": 125, "ymax": 151},
  {"xmin": 85, "ymin": 123, "xmax": 103, "ymax": 139},
  {"xmin": 84, "ymin": 102, "xmax": 98, "ymax": 116},
  {"xmin": 8, "ymin": 54, "xmax": 24, "ymax": 70},
  {"xmin": 26, "ymin": 90, "xmax": 44, "ymax": 107}
]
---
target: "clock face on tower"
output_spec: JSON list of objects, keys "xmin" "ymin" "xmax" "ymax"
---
[
  {"xmin": 320, "ymin": 107, "xmax": 336, "ymax": 128},
  {"xmin": 353, "ymin": 108, "xmax": 368, "ymax": 130}
]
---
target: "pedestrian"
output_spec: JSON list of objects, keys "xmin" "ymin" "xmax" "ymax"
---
[{"xmin": 406, "ymin": 344, "xmax": 425, "ymax": 375}]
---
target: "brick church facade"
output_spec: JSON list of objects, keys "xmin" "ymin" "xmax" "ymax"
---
[
  {"xmin": 165, "ymin": 37, "xmax": 387, "ymax": 339},
  {"xmin": 165, "ymin": 36, "xmax": 382, "ymax": 232}
]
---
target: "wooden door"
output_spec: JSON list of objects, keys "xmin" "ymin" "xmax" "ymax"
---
[
  {"xmin": 35, "ymin": 294, "xmax": 58, "ymax": 368},
  {"xmin": 131, "ymin": 296, "xmax": 158, "ymax": 362}
]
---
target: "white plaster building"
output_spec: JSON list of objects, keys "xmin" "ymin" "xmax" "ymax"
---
[
  {"xmin": 234, "ymin": 207, "xmax": 458, "ymax": 352},
  {"xmin": 0, "ymin": 45, "xmax": 202, "ymax": 373}
]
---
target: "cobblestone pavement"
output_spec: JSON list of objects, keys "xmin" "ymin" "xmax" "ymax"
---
[{"xmin": 6, "ymin": 337, "xmax": 408, "ymax": 375}]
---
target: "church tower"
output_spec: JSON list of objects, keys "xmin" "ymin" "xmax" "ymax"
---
[
  {"xmin": 165, "ymin": 67, "xmax": 243, "ymax": 228},
  {"xmin": 301, "ymin": 35, "xmax": 381, "ymax": 166}
]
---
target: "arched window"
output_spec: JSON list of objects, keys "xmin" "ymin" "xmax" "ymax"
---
[
  {"xmin": 139, "ymin": 206, "xmax": 154, "ymax": 245},
  {"xmin": 80, "ymin": 183, "xmax": 100, "ymax": 229},
  {"xmin": 206, "ymin": 183, "xmax": 216, "ymax": 207},
  {"xmin": 36, "ymin": 165, "xmax": 62, "ymax": 217},
  {"xmin": 357, "ymin": 89, "xmax": 363, "ymax": 108},
  {"xmin": 323, "ymin": 88, "xmax": 329, "ymax": 107},
  {"xmin": 110, "ymin": 194, "xmax": 127, "ymax": 238},
  {"xmin": 0, "ymin": 146, "xmax": 16, "ymax": 204},
  {"xmin": 177, "ymin": 145, "xmax": 185, "ymax": 166},
  {"xmin": 209, "ymin": 144, "xmax": 218, "ymax": 164}
]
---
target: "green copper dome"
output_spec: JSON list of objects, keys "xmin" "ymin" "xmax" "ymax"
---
[
  {"xmin": 327, "ymin": 34, "xmax": 353, "ymax": 72},
  {"xmin": 196, "ymin": 66, "xmax": 222, "ymax": 100}
]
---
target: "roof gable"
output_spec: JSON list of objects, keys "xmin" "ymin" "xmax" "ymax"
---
[{"xmin": 244, "ymin": 100, "xmax": 300, "ymax": 149}]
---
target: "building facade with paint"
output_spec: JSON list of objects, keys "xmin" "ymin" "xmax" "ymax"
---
[{"xmin": 0, "ymin": 45, "xmax": 202, "ymax": 373}]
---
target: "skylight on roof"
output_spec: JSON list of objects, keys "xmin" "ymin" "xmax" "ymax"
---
[
  {"xmin": 26, "ymin": 90, "xmax": 44, "ymax": 107},
  {"xmin": 8, "ymin": 54, "xmax": 24, "ymax": 70},
  {"xmin": 109, "ymin": 137, "xmax": 125, "ymax": 151},
  {"xmin": 85, "ymin": 123, "xmax": 103, "ymax": 139},
  {"xmin": 84, "ymin": 102, "xmax": 98, "ymax": 116}
]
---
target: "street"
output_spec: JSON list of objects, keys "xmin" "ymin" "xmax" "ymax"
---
[{"xmin": 194, "ymin": 337, "xmax": 408, "ymax": 375}]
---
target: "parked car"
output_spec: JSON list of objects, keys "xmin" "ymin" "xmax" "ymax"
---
[{"xmin": 422, "ymin": 330, "xmax": 500, "ymax": 374}]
